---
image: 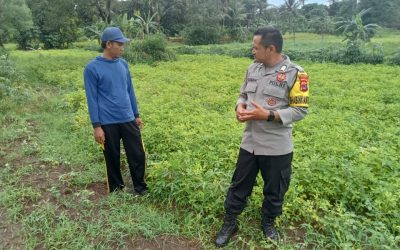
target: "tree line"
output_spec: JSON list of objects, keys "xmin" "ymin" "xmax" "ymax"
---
[{"xmin": 0, "ymin": 0, "xmax": 399, "ymax": 49}]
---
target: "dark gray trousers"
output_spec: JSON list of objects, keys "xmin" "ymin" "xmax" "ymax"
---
[{"xmin": 224, "ymin": 148, "xmax": 293, "ymax": 218}]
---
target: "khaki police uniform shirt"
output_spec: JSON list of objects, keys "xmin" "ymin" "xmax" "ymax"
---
[{"xmin": 237, "ymin": 55, "xmax": 309, "ymax": 155}]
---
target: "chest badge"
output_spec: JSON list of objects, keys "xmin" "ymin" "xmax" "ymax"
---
[
  {"xmin": 277, "ymin": 65, "xmax": 287, "ymax": 82},
  {"xmin": 266, "ymin": 97, "xmax": 277, "ymax": 106}
]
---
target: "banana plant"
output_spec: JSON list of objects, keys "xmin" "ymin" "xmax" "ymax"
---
[
  {"xmin": 134, "ymin": 10, "xmax": 158, "ymax": 39},
  {"xmin": 336, "ymin": 8, "xmax": 380, "ymax": 44}
]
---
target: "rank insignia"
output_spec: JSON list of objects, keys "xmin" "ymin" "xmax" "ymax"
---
[{"xmin": 277, "ymin": 72, "xmax": 286, "ymax": 82}]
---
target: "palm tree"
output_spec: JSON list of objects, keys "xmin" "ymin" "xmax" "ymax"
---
[
  {"xmin": 224, "ymin": 1, "xmax": 248, "ymax": 41},
  {"xmin": 226, "ymin": 1, "xmax": 247, "ymax": 28},
  {"xmin": 283, "ymin": 0, "xmax": 302, "ymax": 43},
  {"xmin": 284, "ymin": 0, "xmax": 300, "ymax": 11}
]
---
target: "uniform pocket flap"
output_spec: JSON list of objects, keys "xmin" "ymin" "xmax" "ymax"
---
[
  {"xmin": 263, "ymin": 85, "xmax": 286, "ymax": 98},
  {"xmin": 244, "ymin": 83, "xmax": 257, "ymax": 93}
]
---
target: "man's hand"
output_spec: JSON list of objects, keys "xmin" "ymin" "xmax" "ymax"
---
[
  {"xmin": 135, "ymin": 117, "xmax": 143, "ymax": 129},
  {"xmin": 236, "ymin": 103, "xmax": 247, "ymax": 122},
  {"xmin": 94, "ymin": 127, "xmax": 105, "ymax": 144},
  {"xmin": 237, "ymin": 101, "xmax": 269, "ymax": 121}
]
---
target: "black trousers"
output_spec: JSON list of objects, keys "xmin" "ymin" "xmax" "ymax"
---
[
  {"xmin": 101, "ymin": 121, "xmax": 147, "ymax": 193},
  {"xmin": 224, "ymin": 148, "xmax": 293, "ymax": 218}
]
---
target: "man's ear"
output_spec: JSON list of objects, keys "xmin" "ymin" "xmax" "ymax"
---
[
  {"xmin": 268, "ymin": 45, "xmax": 277, "ymax": 53},
  {"xmin": 106, "ymin": 41, "xmax": 112, "ymax": 48}
]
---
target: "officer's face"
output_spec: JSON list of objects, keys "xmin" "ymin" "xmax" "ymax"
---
[{"xmin": 252, "ymin": 35, "xmax": 272, "ymax": 63}]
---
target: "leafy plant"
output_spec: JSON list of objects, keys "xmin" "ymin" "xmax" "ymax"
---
[
  {"xmin": 182, "ymin": 26, "xmax": 221, "ymax": 46},
  {"xmin": 123, "ymin": 34, "xmax": 176, "ymax": 64},
  {"xmin": 336, "ymin": 8, "xmax": 380, "ymax": 45},
  {"xmin": 388, "ymin": 48, "xmax": 400, "ymax": 65},
  {"xmin": 134, "ymin": 10, "xmax": 159, "ymax": 39}
]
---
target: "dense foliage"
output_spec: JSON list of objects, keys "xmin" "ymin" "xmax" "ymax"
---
[
  {"xmin": 1, "ymin": 0, "xmax": 400, "ymax": 49},
  {"xmin": 0, "ymin": 0, "xmax": 36, "ymax": 49}
]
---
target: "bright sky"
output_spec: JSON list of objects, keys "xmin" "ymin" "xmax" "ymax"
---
[{"xmin": 268, "ymin": 0, "xmax": 329, "ymax": 7}]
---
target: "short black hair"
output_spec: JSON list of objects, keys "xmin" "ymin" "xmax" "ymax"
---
[
  {"xmin": 254, "ymin": 27, "xmax": 283, "ymax": 53},
  {"xmin": 101, "ymin": 41, "xmax": 107, "ymax": 49}
]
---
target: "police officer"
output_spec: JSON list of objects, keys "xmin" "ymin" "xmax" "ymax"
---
[{"xmin": 215, "ymin": 27, "xmax": 309, "ymax": 247}]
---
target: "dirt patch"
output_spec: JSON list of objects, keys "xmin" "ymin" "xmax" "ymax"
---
[
  {"xmin": 22, "ymin": 163, "xmax": 71, "ymax": 190},
  {"xmin": 282, "ymin": 221, "xmax": 307, "ymax": 244},
  {"xmin": 0, "ymin": 211, "xmax": 23, "ymax": 249},
  {"xmin": 126, "ymin": 235, "xmax": 202, "ymax": 250},
  {"xmin": 86, "ymin": 181, "xmax": 108, "ymax": 201},
  {"xmin": 20, "ymin": 163, "xmax": 71, "ymax": 201}
]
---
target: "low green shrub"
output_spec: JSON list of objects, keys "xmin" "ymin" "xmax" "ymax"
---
[
  {"xmin": 174, "ymin": 46, "xmax": 199, "ymax": 55},
  {"xmin": 124, "ymin": 34, "xmax": 176, "ymax": 65},
  {"xmin": 285, "ymin": 44, "xmax": 384, "ymax": 64},
  {"xmin": 182, "ymin": 26, "xmax": 221, "ymax": 45},
  {"xmin": 388, "ymin": 49, "xmax": 400, "ymax": 65},
  {"xmin": 175, "ymin": 42, "xmax": 385, "ymax": 65},
  {"xmin": 83, "ymin": 44, "xmax": 102, "ymax": 52},
  {"xmin": 173, "ymin": 44, "xmax": 252, "ymax": 58},
  {"xmin": 0, "ymin": 47, "xmax": 8, "ymax": 58},
  {"xmin": 0, "ymin": 50, "xmax": 29, "ymax": 111}
]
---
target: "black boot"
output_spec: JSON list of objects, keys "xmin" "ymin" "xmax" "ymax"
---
[
  {"xmin": 262, "ymin": 217, "xmax": 279, "ymax": 241},
  {"xmin": 215, "ymin": 213, "xmax": 238, "ymax": 247}
]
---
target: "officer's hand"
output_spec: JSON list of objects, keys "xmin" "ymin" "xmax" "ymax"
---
[
  {"xmin": 239, "ymin": 101, "xmax": 269, "ymax": 121},
  {"xmin": 236, "ymin": 104, "xmax": 247, "ymax": 122},
  {"xmin": 135, "ymin": 118, "xmax": 143, "ymax": 129},
  {"xmin": 94, "ymin": 127, "xmax": 105, "ymax": 145}
]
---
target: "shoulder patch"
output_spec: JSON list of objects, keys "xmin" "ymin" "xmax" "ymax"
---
[
  {"xmin": 298, "ymin": 72, "xmax": 309, "ymax": 92},
  {"xmin": 293, "ymin": 65, "xmax": 304, "ymax": 72},
  {"xmin": 289, "ymin": 71, "xmax": 309, "ymax": 107}
]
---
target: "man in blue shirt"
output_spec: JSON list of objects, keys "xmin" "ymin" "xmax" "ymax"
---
[{"xmin": 83, "ymin": 27, "xmax": 148, "ymax": 195}]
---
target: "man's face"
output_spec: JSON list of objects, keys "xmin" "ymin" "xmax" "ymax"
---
[
  {"xmin": 107, "ymin": 41, "xmax": 125, "ymax": 58},
  {"xmin": 252, "ymin": 35, "xmax": 271, "ymax": 63}
]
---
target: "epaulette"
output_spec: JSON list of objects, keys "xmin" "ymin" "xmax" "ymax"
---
[
  {"xmin": 292, "ymin": 64, "xmax": 304, "ymax": 72},
  {"xmin": 278, "ymin": 63, "xmax": 302, "ymax": 73},
  {"xmin": 278, "ymin": 64, "xmax": 288, "ymax": 72}
]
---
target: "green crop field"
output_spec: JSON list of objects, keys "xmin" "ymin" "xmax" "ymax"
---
[
  {"xmin": 1, "ymin": 43, "xmax": 399, "ymax": 249},
  {"xmin": 166, "ymin": 30, "xmax": 400, "ymax": 61}
]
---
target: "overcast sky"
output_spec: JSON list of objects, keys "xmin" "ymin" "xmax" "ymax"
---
[{"xmin": 268, "ymin": 0, "xmax": 329, "ymax": 7}]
